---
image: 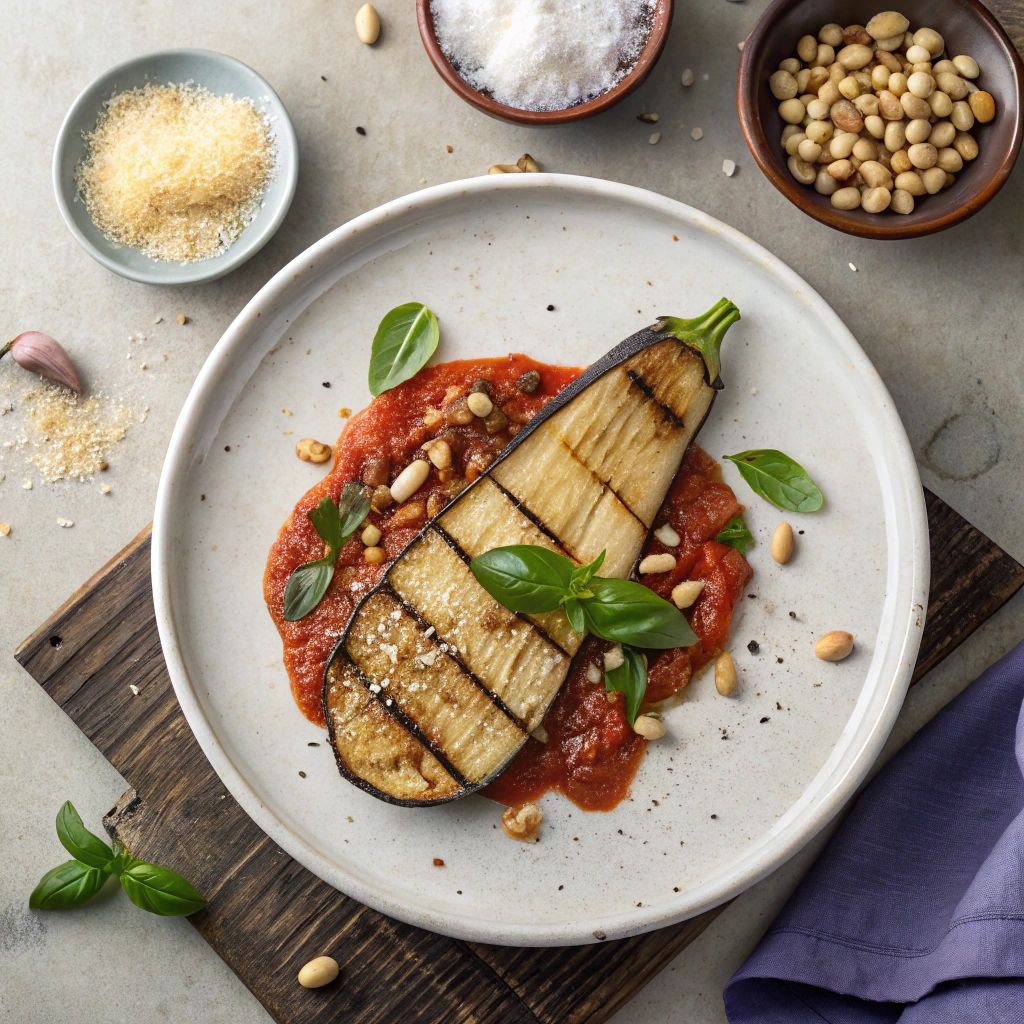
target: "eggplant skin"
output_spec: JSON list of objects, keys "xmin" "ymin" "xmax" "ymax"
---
[{"xmin": 324, "ymin": 311, "xmax": 737, "ymax": 807}]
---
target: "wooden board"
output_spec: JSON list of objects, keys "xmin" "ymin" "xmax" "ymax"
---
[{"xmin": 15, "ymin": 488, "xmax": 1024, "ymax": 1024}]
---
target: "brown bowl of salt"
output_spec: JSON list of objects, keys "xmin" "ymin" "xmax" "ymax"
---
[{"xmin": 416, "ymin": 0, "xmax": 673, "ymax": 125}]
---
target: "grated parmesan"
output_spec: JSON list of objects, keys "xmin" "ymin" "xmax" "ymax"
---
[{"xmin": 75, "ymin": 83, "xmax": 275, "ymax": 264}]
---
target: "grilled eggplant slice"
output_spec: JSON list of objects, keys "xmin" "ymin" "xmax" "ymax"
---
[{"xmin": 324, "ymin": 300, "xmax": 740, "ymax": 805}]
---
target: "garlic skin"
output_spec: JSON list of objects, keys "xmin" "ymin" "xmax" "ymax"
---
[{"xmin": 1, "ymin": 332, "xmax": 82, "ymax": 393}]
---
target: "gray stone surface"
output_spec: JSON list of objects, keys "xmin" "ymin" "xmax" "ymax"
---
[{"xmin": 1, "ymin": 0, "xmax": 1021, "ymax": 1021}]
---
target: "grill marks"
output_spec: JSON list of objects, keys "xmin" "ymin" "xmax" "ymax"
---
[{"xmin": 325, "ymin": 334, "xmax": 718, "ymax": 804}]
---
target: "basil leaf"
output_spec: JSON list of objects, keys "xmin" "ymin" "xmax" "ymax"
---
[
  {"xmin": 283, "ymin": 558, "xmax": 335, "ymax": 621},
  {"xmin": 582, "ymin": 578, "xmax": 697, "ymax": 649},
  {"xmin": 570, "ymin": 550, "xmax": 605, "ymax": 592},
  {"xmin": 470, "ymin": 545, "xmax": 574, "ymax": 614},
  {"xmin": 119, "ymin": 859, "xmax": 207, "ymax": 917},
  {"xmin": 605, "ymin": 646, "xmax": 647, "ymax": 725},
  {"xmin": 716, "ymin": 516, "xmax": 754, "ymax": 555},
  {"xmin": 368, "ymin": 302, "xmax": 440, "ymax": 397},
  {"xmin": 29, "ymin": 859, "xmax": 110, "ymax": 910},
  {"xmin": 55, "ymin": 801, "xmax": 114, "ymax": 871},
  {"xmin": 337, "ymin": 481, "xmax": 371, "ymax": 540},
  {"xmin": 724, "ymin": 449, "xmax": 823, "ymax": 513},
  {"xmin": 563, "ymin": 597, "xmax": 586, "ymax": 634},
  {"xmin": 308, "ymin": 496, "xmax": 344, "ymax": 552}
]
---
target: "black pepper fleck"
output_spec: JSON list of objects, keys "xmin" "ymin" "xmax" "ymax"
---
[
  {"xmin": 356, "ymin": 126, "xmax": 366, "ymax": 135},
  {"xmin": 546, "ymin": 304, "xmax": 555, "ymax": 311},
  {"xmin": 673, "ymin": 886, "xmax": 680, "ymax": 892},
  {"xmin": 747, "ymin": 640, "xmax": 760, "ymax": 654},
  {"xmin": 789, "ymin": 611, "xmax": 797, "ymax": 619},
  {"xmin": 200, "ymin": 494, "xmax": 206, "ymax": 501},
  {"xmin": 776, "ymin": 701, "xmax": 783, "ymax": 710},
  {"xmin": 558, "ymin": 884, "xmax": 564, "ymax": 890},
  {"xmin": 777, "ymin": 656, "xmax": 784, "ymax": 663},
  {"xmin": 307, "ymin": 741, "xmax": 320, "ymax": 746},
  {"xmin": 321, "ymin": 75, "xmax": 327, "ymax": 81},
  {"xmin": 457, "ymin": 890, "xmax": 462, "ymax": 894},
  {"xmin": 760, "ymin": 716, "xmax": 770, "ymax": 723},
  {"xmin": 798, "ymin": 529, "xmax": 805, "ymax": 535},
  {"xmin": 710, "ymin": 814, "xmax": 718, "ymax": 819},
  {"xmin": 298, "ymin": 771, "xmax": 306, "ymax": 778},
  {"xmin": 747, "ymin": 593, "xmax": 757, "ymax": 599},
  {"xmin": 322, "ymin": 381, "xmax": 331, "ymax": 388},
  {"xmin": 224, "ymin": 445, "xmax": 231, "ymax": 452}
]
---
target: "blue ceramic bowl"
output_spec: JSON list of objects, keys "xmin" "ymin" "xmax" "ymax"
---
[{"xmin": 53, "ymin": 49, "xmax": 298, "ymax": 285}]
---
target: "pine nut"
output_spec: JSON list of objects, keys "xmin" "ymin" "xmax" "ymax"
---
[
  {"xmin": 954, "ymin": 129, "xmax": 979, "ymax": 160},
  {"xmin": 426, "ymin": 438, "xmax": 452, "ymax": 469},
  {"xmin": 865, "ymin": 12, "xmax": 909, "ymax": 41},
  {"xmin": 295, "ymin": 438, "xmax": 332, "ymax": 464},
  {"xmin": 671, "ymin": 580, "xmax": 704, "ymax": 608},
  {"xmin": 363, "ymin": 546, "xmax": 386, "ymax": 564},
  {"xmin": 770, "ymin": 522, "xmax": 794, "ymax": 563},
  {"xmin": 390, "ymin": 460, "xmax": 430, "ymax": 503},
  {"xmin": 466, "ymin": 392, "xmax": 493, "ymax": 418},
  {"xmin": 890, "ymin": 188, "xmax": 915, "ymax": 213},
  {"xmin": 298, "ymin": 956, "xmax": 340, "ymax": 988},
  {"xmin": 604, "ymin": 645, "xmax": 625, "ymax": 671},
  {"xmin": 633, "ymin": 715, "xmax": 667, "ymax": 740},
  {"xmin": 361, "ymin": 524, "xmax": 382, "ymax": 547},
  {"xmin": 815, "ymin": 630, "xmax": 854, "ymax": 661},
  {"xmin": 715, "ymin": 652, "xmax": 738, "ymax": 696},
  {"xmin": 639, "ymin": 553, "xmax": 676, "ymax": 574},
  {"xmin": 913, "ymin": 27, "xmax": 944, "ymax": 56},
  {"xmin": 355, "ymin": 3, "xmax": 380, "ymax": 44},
  {"xmin": 969, "ymin": 90, "xmax": 996, "ymax": 123},
  {"xmin": 502, "ymin": 802, "xmax": 543, "ymax": 842},
  {"xmin": 654, "ymin": 523, "xmax": 681, "ymax": 546},
  {"xmin": 952, "ymin": 54, "xmax": 980, "ymax": 79}
]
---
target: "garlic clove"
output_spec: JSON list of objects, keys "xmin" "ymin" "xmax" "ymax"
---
[{"xmin": 5, "ymin": 332, "xmax": 82, "ymax": 393}]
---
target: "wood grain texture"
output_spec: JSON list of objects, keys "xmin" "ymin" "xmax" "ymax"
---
[{"xmin": 15, "ymin": 488, "xmax": 1024, "ymax": 1024}]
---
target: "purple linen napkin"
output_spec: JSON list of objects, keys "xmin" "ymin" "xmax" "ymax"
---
[{"xmin": 724, "ymin": 641, "xmax": 1024, "ymax": 1023}]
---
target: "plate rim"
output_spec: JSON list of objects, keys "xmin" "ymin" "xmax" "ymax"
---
[{"xmin": 152, "ymin": 173, "xmax": 930, "ymax": 945}]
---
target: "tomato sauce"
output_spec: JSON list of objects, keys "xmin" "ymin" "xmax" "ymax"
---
[{"xmin": 265, "ymin": 359, "xmax": 751, "ymax": 812}]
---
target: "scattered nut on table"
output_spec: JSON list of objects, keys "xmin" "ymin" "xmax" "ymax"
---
[
  {"xmin": 771, "ymin": 10, "xmax": 992, "ymax": 215},
  {"xmin": 298, "ymin": 955, "xmax": 340, "ymax": 989},
  {"xmin": 815, "ymin": 630, "xmax": 855, "ymax": 661},
  {"xmin": 771, "ymin": 522, "xmax": 794, "ymax": 563},
  {"xmin": 715, "ymin": 651, "xmax": 738, "ymax": 696},
  {"xmin": 633, "ymin": 714, "xmax": 667, "ymax": 740},
  {"xmin": 355, "ymin": 3, "xmax": 380, "ymax": 44}
]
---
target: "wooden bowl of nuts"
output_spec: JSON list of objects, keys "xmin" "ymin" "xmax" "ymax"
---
[
  {"xmin": 738, "ymin": 0, "xmax": 1024, "ymax": 238},
  {"xmin": 416, "ymin": 0, "xmax": 673, "ymax": 126}
]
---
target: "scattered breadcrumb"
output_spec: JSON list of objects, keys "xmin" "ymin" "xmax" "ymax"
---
[
  {"xmin": 681, "ymin": 68, "xmax": 694, "ymax": 86},
  {"xmin": 21, "ymin": 384, "xmax": 134, "ymax": 482},
  {"xmin": 648, "ymin": 132, "xmax": 661, "ymax": 144},
  {"xmin": 154, "ymin": 316, "xmax": 163, "ymax": 324},
  {"xmin": 57, "ymin": 518, "xmax": 74, "ymax": 528},
  {"xmin": 338, "ymin": 407, "xmax": 352, "ymax": 418},
  {"xmin": 0, "ymin": 523, "xmax": 10, "ymax": 536},
  {"xmin": 21, "ymin": 480, "xmax": 32, "ymax": 490},
  {"xmin": 849, "ymin": 263, "xmax": 858, "ymax": 272},
  {"xmin": 100, "ymin": 484, "xmax": 111, "ymax": 494},
  {"xmin": 691, "ymin": 127, "xmax": 704, "ymax": 140},
  {"xmin": 129, "ymin": 684, "xmax": 140, "ymax": 696},
  {"xmin": 723, "ymin": 159, "xmax": 736, "ymax": 176},
  {"xmin": 176, "ymin": 313, "xmax": 188, "ymax": 325}
]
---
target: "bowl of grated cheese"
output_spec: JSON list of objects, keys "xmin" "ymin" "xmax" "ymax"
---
[
  {"xmin": 417, "ymin": 0, "xmax": 673, "ymax": 125},
  {"xmin": 53, "ymin": 49, "xmax": 298, "ymax": 285}
]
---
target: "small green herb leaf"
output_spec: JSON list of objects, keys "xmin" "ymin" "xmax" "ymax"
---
[
  {"xmin": 55, "ymin": 801, "xmax": 114, "ymax": 870},
  {"xmin": 368, "ymin": 302, "xmax": 440, "ymax": 397},
  {"xmin": 605, "ymin": 646, "xmax": 647, "ymax": 725},
  {"xmin": 563, "ymin": 597, "xmax": 586, "ymax": 634},
  {"xmin": 570, "ymin": 551, "xmax": 605, "ymax": 593},
  {"xmin": 724, "ymin": 449, "xmax": 823, "ymax": 513},
  {"xmin": 583, "ymin": 578, "xmax": 698, "ymax": 649},
  {"xmin": 283, "ymin": 558, "xmax": 335, "ymax": 621},
  {"xmin": 285, "ymin": 483, "xmax": 370, "ymax": 621},
  {"xmin": 30, "ymin": 860, "xmax": 110, "ymax": 911},
  {"xmin": 336, "ymin": 482, "xmax": 372, "ymax": 539},
  {"xmin": 716, "ymin": 516, "xmax": 754, "ymax": 555},
  {"xmin": 119, "ymin": 859, "xmax": 207, "ymax": 917},
  {"xmin": 470, "ymin": 545, "xmax": 575, "ymax": 614}
]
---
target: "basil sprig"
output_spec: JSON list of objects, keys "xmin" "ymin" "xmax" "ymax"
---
[
  {"xmin": 283, "ymin": 483, "xmax": 371, "ymax": 621},
  {"xmin": 368, "ymin": 302, "xmax": 440, "ymax": 396},
  {"xmin": 30, "ymin": 802, "xmax": 206, "ymax": 916},
  {"xmin": 605, "ymin": 647, "xmax": 648, "ymax": 725},
  {"xmin": 470, "ymin": 545, "xmax": 695, "ymax": 649},
  {"xmin": 716, "ymin": 516, "xmax": 754, "ymax": 554},
  {"xmin": 724, "ymin": 449, "xmax": 823, "ymax": 513}
]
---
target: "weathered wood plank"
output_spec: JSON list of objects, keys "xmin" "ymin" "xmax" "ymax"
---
[{"xmin": 15, "ymin": 484, "xmax": 1024, "ymax": 1024}]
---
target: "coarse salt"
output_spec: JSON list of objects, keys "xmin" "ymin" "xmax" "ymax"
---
[{"xmin": 430, "ymin": 0, "xmax": 657, "ymax": 112}]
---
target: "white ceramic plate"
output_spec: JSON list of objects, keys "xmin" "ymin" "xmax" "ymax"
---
[{"xmin": 153, "ymin": 175, "xmax": 929, "ymax": 946}]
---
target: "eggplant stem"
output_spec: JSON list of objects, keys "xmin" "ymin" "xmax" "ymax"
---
[{"xmin": 653, "ymin": 298, "xmax": 741, "ymax": 388}]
